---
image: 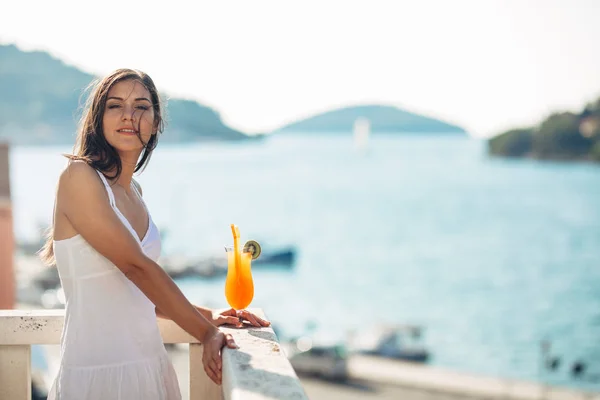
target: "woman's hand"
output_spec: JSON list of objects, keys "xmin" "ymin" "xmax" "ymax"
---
[
  {"xmin": 201, "ymin": 327, "xmax": 237, "ymax": 385},
  {"xmin": 212, "ymin": 308, "xmax": 271, "ymax": 328}
]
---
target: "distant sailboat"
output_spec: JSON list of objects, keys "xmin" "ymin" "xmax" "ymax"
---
[{"xmin": 353, "ymin": 117, "xmax": 370, "ymax": 152}]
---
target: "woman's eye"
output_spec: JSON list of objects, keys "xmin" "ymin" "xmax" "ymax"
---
[{"xmin": 106, "ymin": 104, "xmax": 149, "ymax": 110}]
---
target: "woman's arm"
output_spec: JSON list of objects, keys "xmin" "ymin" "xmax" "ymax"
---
[
  {"xmin": 155, "ymin": 306, "xmax": 170, "ymax": 319},
  {"xmin": 57, "ymin": 162, "xmax": 218, "ymax": 343}
]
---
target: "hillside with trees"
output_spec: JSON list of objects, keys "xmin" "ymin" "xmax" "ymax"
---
[
  {"xmin": 488, "ymin": 98, "xmax": 600, "ymax": 162},
  {"xmin": 0, "ymin": 44, "xmax": 257, "ymax": 145}
]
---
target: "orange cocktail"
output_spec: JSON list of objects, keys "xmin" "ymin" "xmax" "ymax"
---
[
  {"xmin": 225, "ymin": 224, "xmax": 260, "ymax": 310},
  {"xmin": 224, "ymin": 245, "xmax": 254, "ymax": 310}
]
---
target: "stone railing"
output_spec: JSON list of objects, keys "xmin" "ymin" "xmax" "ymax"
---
[{"xmin": 0, "ymin": 309, "xmax": 308, "ymax": 400}]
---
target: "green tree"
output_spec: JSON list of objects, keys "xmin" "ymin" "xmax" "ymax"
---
[
  {"xmin": 488, "ymin": 128, "xmax": 533, "ymax": 157},
  {"xmin": 533, "ymin": 112, "xmax": 593, "ymax": 158}
]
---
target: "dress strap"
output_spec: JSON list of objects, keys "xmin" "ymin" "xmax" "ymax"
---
[
  {"xmin": 95, "ymin": 170, "xmax": 116, "ymax": 208},
  {"xmin": 131, "ymin": 180, "xmax": 147, "ymax": 213}
]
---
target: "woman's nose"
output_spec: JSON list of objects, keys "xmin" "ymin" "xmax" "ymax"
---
[{"xmin": 121, "ymin": 106, "xmax": 137, "ymax": 121}]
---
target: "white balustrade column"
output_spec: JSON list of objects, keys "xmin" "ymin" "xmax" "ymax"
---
[
  {"xmin": 189, "ymin": 343, "xmax": 222, "ymax": 400},
  {"xmin": 0, "ymin": 345, "xmax": 31, "ymax": 400}
]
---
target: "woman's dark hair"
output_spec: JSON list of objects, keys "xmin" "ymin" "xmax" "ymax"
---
[{"xmin": 39, "ymin": 68, "xmax": 165, "ymax": 266}]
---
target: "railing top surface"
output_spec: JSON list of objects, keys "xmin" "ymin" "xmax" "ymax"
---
[
  {"xmin": 0, "ymin": 309, "xmax": 62, "ymax": 317},
  {"xmin": 0, "ymin": 308, "xmax": 197, "ymax": 344}
]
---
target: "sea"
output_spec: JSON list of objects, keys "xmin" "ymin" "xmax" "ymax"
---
[{"xmin": 10, "ymin": 133, "xmax": 600, "ymax": 390}]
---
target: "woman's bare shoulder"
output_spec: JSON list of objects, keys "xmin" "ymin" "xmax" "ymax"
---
[
  {"xmin": 58, "ymin": 160, "xmax": 99, "ymax": 188},
  {"xmin": 56, "ymin": 161, "xmax": 107, "ymax": 207},
  {"xmin": 60, "ymin": 159, "xmax": 94, "ymax": 177}
]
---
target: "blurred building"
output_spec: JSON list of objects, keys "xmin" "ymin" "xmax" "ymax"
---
[{"xmin": 0, "ymin": 142, "xmax": 15, "ymax": 309}]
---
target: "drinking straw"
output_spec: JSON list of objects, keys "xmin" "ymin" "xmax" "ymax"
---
[{"xmin": 230, "ymin": 223, "xmax": 241, "ymax": 271}]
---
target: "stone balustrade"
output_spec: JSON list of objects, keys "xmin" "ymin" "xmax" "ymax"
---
[{"xmin": 0, "ymin": 308, "xmax": 308, "ymax": 400}]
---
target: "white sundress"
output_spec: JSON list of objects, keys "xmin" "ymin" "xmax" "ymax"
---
[{"xmin": 47, "ymin": 170, "xmax": 181, "ymax": 400}]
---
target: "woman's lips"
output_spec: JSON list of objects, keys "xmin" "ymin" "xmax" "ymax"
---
[{"xmin": 117, "ymin": 129, "xmax": 138, "ymax": 136}]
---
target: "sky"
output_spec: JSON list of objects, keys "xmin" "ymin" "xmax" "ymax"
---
[{"xmin": 1, "ymin": 0, "xmax": 599, "ymax": 138}]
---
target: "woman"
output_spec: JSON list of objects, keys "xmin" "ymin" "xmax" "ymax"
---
[{"xmin": 39, "ymin": 68, "xmax": 269, "ymax": 399}]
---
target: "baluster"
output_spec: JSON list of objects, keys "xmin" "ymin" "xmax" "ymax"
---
[
  {"xmin": 189, "ymin": 343, "xmax": 222, "ymax": 400},
  {"xmin": 0, "ymin": 345, "xmax": 31, "ymax": 400}
]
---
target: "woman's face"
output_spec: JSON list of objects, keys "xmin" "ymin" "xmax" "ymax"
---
[{"xmin": 102, "ymin": 79, "xmax": 155, "ymax": 154}]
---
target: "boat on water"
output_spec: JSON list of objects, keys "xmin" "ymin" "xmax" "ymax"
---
[
  {"xmin": 353, "ymin": 116, "xmax": 370, "ymax": 153},
  {"xmin": 283, "ymin": 337, "xmax": 349, "ymax": 381},
  {"xmin": 347, "ymin": 324, "xmax": 431, "ymax": 363}
]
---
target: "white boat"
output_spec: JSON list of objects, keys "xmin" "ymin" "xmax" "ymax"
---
[
  {"xmin": 347, "ymin": 324, "xmax": 430, "ymax": 362},
  {"xmin": 353, "ymin": 117, "xmax": 370, "ymax": 152}
]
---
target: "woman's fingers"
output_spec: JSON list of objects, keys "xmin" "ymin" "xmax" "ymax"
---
[
  {"xmin": 237, "ymin": 310, "xmax": 256, "ymax": 326},
  {"xmin": 239, "ymin": 310, "xmax": 271, "ymax": 327},
  {"xmin": 225, "ymin": 333, "xmax": 237, "ymax": 348},
  {"xmin": 217, "ymin": 315, "xmax": 242, "ymax": 327},
  {"xmin": 248, "ymin": 315, "xmax": 261, "ymax": 326},
  {"xmin": 256, "ymin": 314, "xmax": 271, "ymax": 327},
  {"xmin": 204, "ymin": 362, "xmax": 220, "ymax": 385},
  {"xmin": 222, "ymin": 308, "xmax": 236, "ymax": 317},
  {"xmin": 203, "ymin": 333, "xmax": 239, "ymax": 385},
  {"xmin": 204, "ymin": 351, "xmax": 221, "ymax": 384},
  {"xmin": 209, "ymin": 354, "xmax": 220, "ymax": 374},
  {"xmin": 221, "ymin": 308, "xmax": 271, "ymax": 328}
]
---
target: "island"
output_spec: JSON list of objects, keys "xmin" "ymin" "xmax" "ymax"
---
[
  {"xmin": 270, "ymin": 104, "xmax": 466, "ymax": 134},
  {"xmin": 487, "ymin": 98, "xmax": 600, "ymax": 162}
]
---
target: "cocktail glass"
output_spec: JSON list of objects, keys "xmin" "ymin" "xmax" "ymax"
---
[{"xmin": 224, "ymin": 245, "xmax": 255, "ymax": 310}]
